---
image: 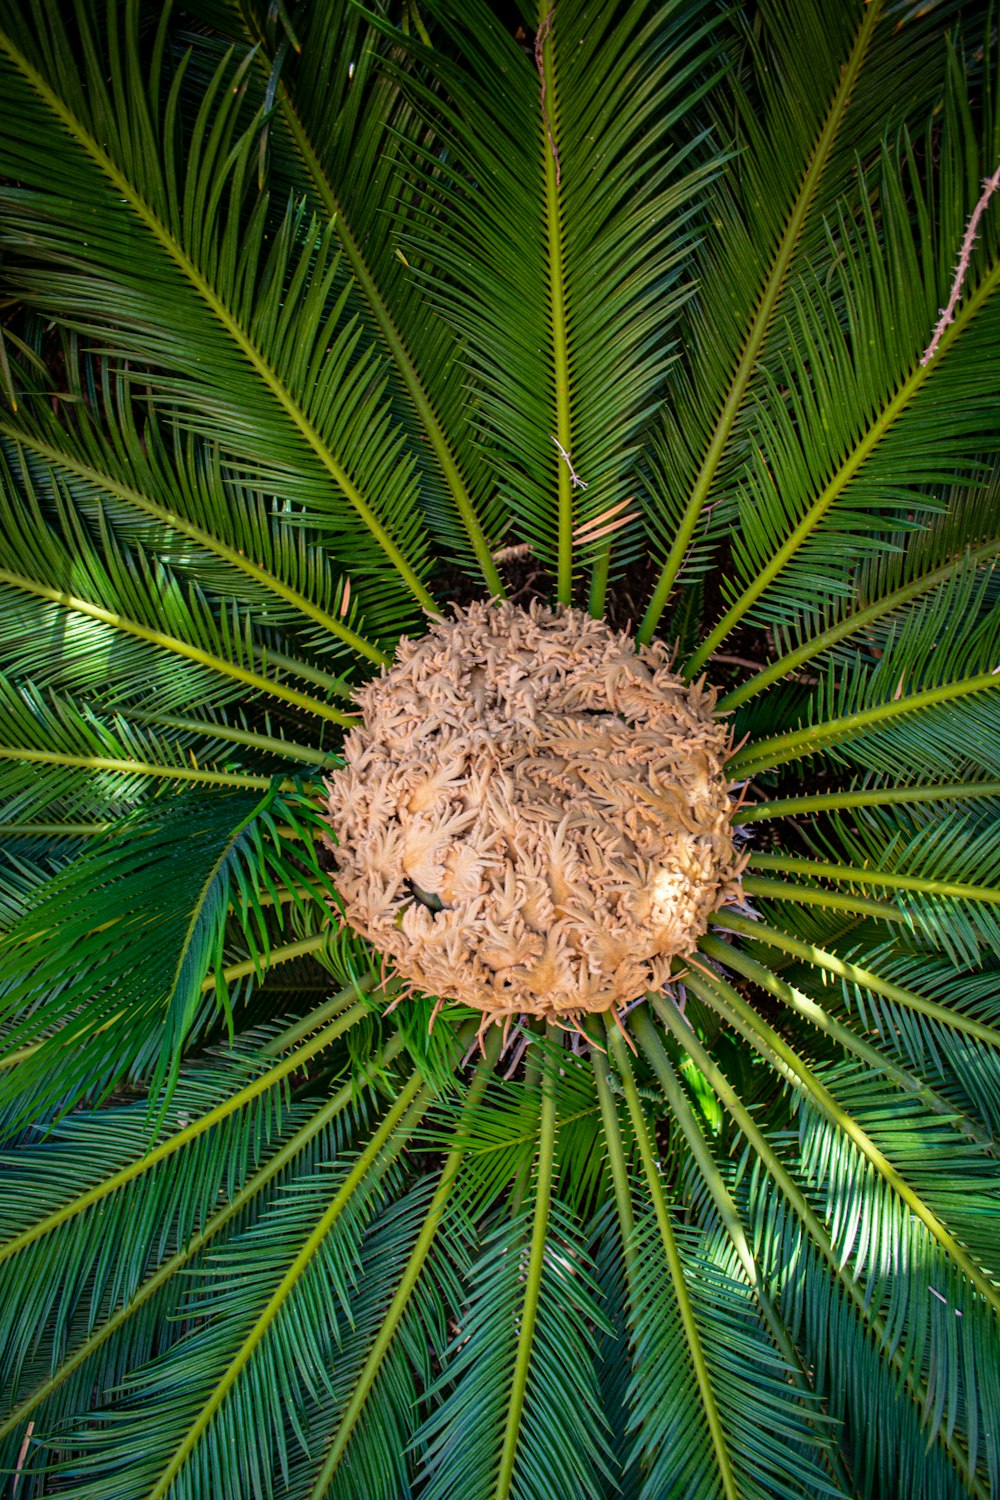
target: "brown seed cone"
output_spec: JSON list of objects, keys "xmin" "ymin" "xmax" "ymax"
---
[{"xmin": 325, "ymin": 601, "xmax": 747, "ymax": 1024}]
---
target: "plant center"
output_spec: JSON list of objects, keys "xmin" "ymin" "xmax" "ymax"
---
[{"xmin": 326, "ymin": 601, "xmax": 746, "ymax": 1024}]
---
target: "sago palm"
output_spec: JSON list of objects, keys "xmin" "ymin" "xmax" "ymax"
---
[{"xmin": 0, "ymin": 0, "xmax": 999, "ymax": 1495}]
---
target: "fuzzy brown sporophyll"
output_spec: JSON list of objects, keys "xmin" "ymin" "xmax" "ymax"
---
[{"xmin": 327, "ymin": 602, "xmax": 746, "ymax": 1032}]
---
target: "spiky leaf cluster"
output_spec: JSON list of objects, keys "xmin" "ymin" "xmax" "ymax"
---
[{"xmin": 0, "ymin": 2, "xmax": 999, "ymax": 1497}]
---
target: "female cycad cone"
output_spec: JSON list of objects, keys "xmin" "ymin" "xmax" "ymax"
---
[{"xmin": 326, "ymin": 602, "xmax": 746, "ymax": 1024}]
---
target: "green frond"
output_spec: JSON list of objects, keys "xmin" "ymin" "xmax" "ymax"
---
[
  {"xmin": 608, "ymin": 1025, "xmax": 740, "ymax": 1500},
  {"xmin": 652, "ymin": 988, "xmax": 991, "ymax": 1495},
  {"xmin": 304, "ymin": 1037, "xmax": 499, "ymax": 1497},
  {"xmin": 2, "ymin": 1, "xmax": 1000, "ymax": 1494},
  {"xmin": 139, "ymin": 1077, "xmax": 427, "ymax": 1500},
  {"xmin": 586, "ymin": 1202, "xmax": 640, "ymax": 1497},
  {"xmin": 731, "ymin": 673, "xmax": 1000, "ymax": 779},
  {"xmin": 735, "ymin": 1148, "xmax": 982, "ymax": 1500},
  {"xmin": 699, "ymin": 932, "xmax": 997, "ymax": 1151},
  {"xmin": 715, "ymin": 911, "xmax": 1000, "ymax": 1050},
  {"xmin": 0, "ymin": 412, "xmax": 387, "ymax": 669},
  {"xmin": 629, "ymin": 1212, "xmax": 841, "ymax": 1500},
  {"xmin": 687, "ymin": 150, "xmax": 1000, "ymax": 674},
  {"xmin": 794, "ymin": 1062, "xmax": 1000, "ymax": 1474},
  {"xmin": 415, "ymin": 1199, "xmax": 614, "ymax": 1500},
  {"xmin": 739, "ymin": 777, "xmax": 1000, "ymax": 823},
  {"xmin": 0, "ymin": 1028, "xmax": 411, "ymax": 1457},
  {"xmin": 750, "ymin": 803, "xmax": 1000, "ymax": 964},
  {"xmin": 0, "ymin": 785, "xmax": 337, "ymax": 1120},
  {"xmin": 0, "ymin": 1040, "xmax": 300, "ymax": 1413},
  {"xmin": 14, "ymin": 1088, "xmax": 423, "ymax": 1500},
  {"xmin": 209, "ymin": 0, "xmax": 506, "ymax": 592},
  {"xmin": 720, "ymin": 507, "xmax": 1000, "ymax": 712},
  {"xmin": 685, "ymin": 962, "xmax": 1000, "ymax": 1318},
  {"xmin": 374, "ymin": 0, "xmax": 726, "ymax": 598},
  {"xmin": 639, "ymin": 0, "xmax": 976, "ymax": 641},
  {"xmin": 0, "ymin": 3, "xmax": 437, "ymax": 624},
  {"xmin": 606, "ymin": 1021, "xmax": 839, "ymax": 1499}
]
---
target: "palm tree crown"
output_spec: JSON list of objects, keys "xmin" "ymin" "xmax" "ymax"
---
[{"xmin": 0, "ymin": 1, "xmax": 999, "ymax": 1496}]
